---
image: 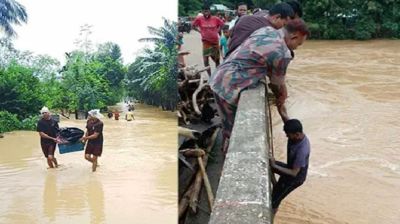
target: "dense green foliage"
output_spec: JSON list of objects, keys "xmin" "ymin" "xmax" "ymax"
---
[
  {"xmin": 126, "ymin": 18, "xmax": 178, "ymax": 111},
  {"xmin": 302, "ymin": 0, "xmax": 400, "ymax": 39},
  {"xmin": 0, "ymin": 37, "xmax": 126, "ymax": 132},
  {"xmin": 0, "ymin": 111, "xmax": 38, "ymax": 133},
  {"xmin": 0, "ymin": 111, "xmax": 22, "ymax": 133},
  {"xmin": 178, "ymin": 0, "xmax": 400, "ymax": 39},
  {"xmin": 0, "ymin": 63, "xmax": 44, "ymax": 118}
]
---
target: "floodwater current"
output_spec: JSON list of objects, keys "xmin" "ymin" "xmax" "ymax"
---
[
  {"xmin": 0, "ymin": 103, "xmax": 177, "ymax": 223},
  {"xmin": 183, "ymin": 32, "xmax": 400, "ymax": 223},
  {"xmin": 273, "ymin": 40, "xmax": 400, "ymax": 224}
]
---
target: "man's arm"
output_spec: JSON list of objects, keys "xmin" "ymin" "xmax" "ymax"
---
[
  {"xmin": 270, "ymin": 157, "xmax": 300, "ymax": 177},
  {"xmin": 39, "ymin": 132, "xmax": 57, "ymax": 142},
  {"xmin": 268, "ymin": 82, "xmax": 289, "ymax": 122},
  {"xmin": 80, "ymin": 128, "xmax": 89, "ymax": 143},
  {"xmin": 192, "ymin": 19, "xmax": 201, "ymax": 33},
  {"xmin": 82, "ymin": 132, "xmax": 99, "ymax": 141},
  {"xmin": 83, "ymin": 123, "xmax": 103, "ymax": 141},
  {"xmin": 268, "ymin": 51, "xmax": 291, "ymax": 122},
  {"xmin": 192, "ymin": 26, "xmax": 200, "ymax": 33}
]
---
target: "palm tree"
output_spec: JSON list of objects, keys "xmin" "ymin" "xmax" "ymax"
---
[
  {"xmin": 127, "ymin": 18, "xmax": 178, "ymax": 110},
  {"xmin": 139, "ymin": 17, "xmax": 178, "ymax": 51},
  {"xmin": 0, "ymin": 0, "xmax": 28, "ymax": 37}
]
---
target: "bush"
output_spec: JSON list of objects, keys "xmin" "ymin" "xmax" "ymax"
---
[
  {"xmin": 354, "ymin": 18, "xmax": 375, "ymax": 40},
  {"xmin": 20, "ymin": 115, "xmax": 40, "ymax": 131},
  {"xmin": 0, "ymin": 111, "xmax": 21, "ymax": 133}
]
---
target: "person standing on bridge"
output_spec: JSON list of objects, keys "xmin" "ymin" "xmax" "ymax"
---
[
  {"xmin": 226, "ymin": 2, "xmax": 299, "ymax": 57},
  {"xmin": 270, "ymin": 119, "xmax": 310, "ymax": 216},
  {"xmin": 37, "ymin": 106, "xmax": 60, "ymax": 169},
  {"xmin": 228, "ymin": 2, "xmax": 249, "ymax": 31},
  {"xmin": 209, "ymin": 19, "xmax": 310, "ymax": 153},
  {"xmin": 80, "ymin": 109, "xmax": 104, "ymax": 172},
  {"xmin": 192, "ymin": 5, "xmax": 225, "ymax": 76}
]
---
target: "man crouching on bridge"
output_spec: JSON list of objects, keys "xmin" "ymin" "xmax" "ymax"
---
[
  {"xmin": 270, "ymin": 119, "xmax": 310, "ymax": 215},
  {"xmin": 209, "ymin": 19, "xmax": 309, "ymax": 153}
]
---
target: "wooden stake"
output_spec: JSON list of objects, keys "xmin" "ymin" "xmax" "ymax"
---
[
  {"xmin": 188, "ymin": 127, "xmax": 220, "ymax": 213},
  {"xmin": 198, "ymin": 156, "xmax": 214, "ymax": 210},
  {"xmin": 179, "ymin": 185, "xmax": 194, "ymax": 218}
]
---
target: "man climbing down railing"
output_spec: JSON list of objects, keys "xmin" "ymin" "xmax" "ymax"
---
[{"xmin": 269, "ymin": 119, "xmax": 311, "ymax": 216}]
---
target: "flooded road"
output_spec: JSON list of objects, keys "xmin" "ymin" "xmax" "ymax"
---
[
  {"xmin": 0, "ymin": 103, "xmax": 177, "ymax": 224},
  {"xmin": 273, "ymin": 40, "xmax": 400, "ymax": 224}
]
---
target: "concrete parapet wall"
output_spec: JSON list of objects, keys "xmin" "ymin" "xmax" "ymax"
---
[{"xmin": 209, "ymin": 85, "xmax": 272, "ymax": 224}]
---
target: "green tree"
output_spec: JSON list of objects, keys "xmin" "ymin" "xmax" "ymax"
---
[
  {"xmin": 127, "ymin": 18, "xmax": 178, "ymax": 111},
  {"xmin": 302, "ymin": 0, "xmax": 400, "ymax": 39},
  {"xmin": 179, "ymin": 0, "xmax": 203, "ymax": 16},
  {"xmin": 94, "ymin": 42, "xmax": 126, "ymax": 105},
  {"xmin": 0, "ymin": 63, "xmax": 44, "ymax": 118},
  {"xmin": 0, "ymin": 0, "xmax": 28, "ymax": 37},
  {"xmin": 60, "ymin": 51, "xmax": 111, "ymax": 112}
]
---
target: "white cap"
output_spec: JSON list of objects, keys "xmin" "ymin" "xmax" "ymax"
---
[
  {"xmin": 88, "ymin": 109, "xmax": 104, "ymax": 119},
  {"xmin": 40, "ymin": 106, "xmax": 50, "ymax": 114}
]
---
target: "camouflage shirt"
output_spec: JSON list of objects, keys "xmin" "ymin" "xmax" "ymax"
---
[{"xmin": 210, "ymin": 26, "xmax": 292, "ymax": 105}]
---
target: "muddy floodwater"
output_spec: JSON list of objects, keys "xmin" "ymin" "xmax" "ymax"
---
[
  {"xmin": 273, "ymin": 40, "xmax": 400, "ymax": 224},
  {"xmin": 0, "ymin": 103, "xmax": 177, "ymax": 223}
]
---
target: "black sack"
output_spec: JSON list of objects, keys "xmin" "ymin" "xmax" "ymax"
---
[{"xmin": 58, "ymin": 127, "xmax": 84, "ymax": 143}]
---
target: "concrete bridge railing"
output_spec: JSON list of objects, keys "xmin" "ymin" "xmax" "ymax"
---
[{"xmin": 209, "ymin": 84, "xmax": 272, "ymax": 224}]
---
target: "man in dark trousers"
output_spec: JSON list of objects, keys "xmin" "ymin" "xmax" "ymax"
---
[
  {"xmin": 37, "ymin": 106, "xmax": 59, "ymax": 168},
  {"xmin": 270, "ymin": 119, "xmax": 311, "ymax": 215}
]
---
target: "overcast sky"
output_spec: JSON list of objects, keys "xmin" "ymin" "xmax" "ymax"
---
[{"xmin": 9, "ymin": 0, "xmax": 177, "ymax": 64}]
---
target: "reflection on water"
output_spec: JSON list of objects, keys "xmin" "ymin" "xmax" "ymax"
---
[
  {"xmin": 0, "ymin": 103, "xmax": 177, "ymax": 223},
  {"xmin": 273, "ymin": 40, "xmax": 400, "ymax": 224},
  {"xmin": 43, "ymin": 173, "xmax": 57, "ymax": 222}
]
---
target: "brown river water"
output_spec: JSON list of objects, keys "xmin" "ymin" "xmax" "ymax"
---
[
  {"xmin": 273, "ymin": 40, "xmax": 400, "ymax": 224},
  {"xmin": 182, "ymin": 32, "xmax": 400, "ymax": 224},
  {"xmin": 0, "ymin": 103, "xmax": 177, "ymax": 224}
]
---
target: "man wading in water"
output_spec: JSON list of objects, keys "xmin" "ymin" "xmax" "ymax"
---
[
  {"xmin": 37, "ymin": 106, "xmax": 60, "ymax": 168},
  {"xmin": 80, "ymin": 109, "xmax": 104, "ymax": 172}
]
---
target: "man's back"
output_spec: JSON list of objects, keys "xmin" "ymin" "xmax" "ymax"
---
[
  {"xmin": 227, "ymin": 15, "xmax": 272, "ymax": 57},
  {"xmin": 210, "ymin": 26, "xmax": 290, "ymax": 105},
  {"xmin": 287, "ymin": 135, "xmax": 310, "ymax": 182}
]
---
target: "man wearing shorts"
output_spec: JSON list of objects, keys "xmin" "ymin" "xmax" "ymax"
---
[
  {"xmin": 192, "ymin": 5, "xmax": 224, "ymax": 76},
  {"xmin": 81, "ymin": 109, "xmax": 104, "ymax": 172},
  {"xmin": 37, "ymin": 106, "xmax": 59, "ymax": 168}
]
